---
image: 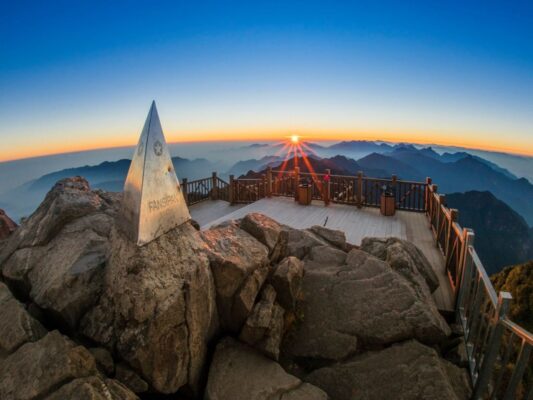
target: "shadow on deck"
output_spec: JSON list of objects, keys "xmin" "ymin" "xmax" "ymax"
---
[{"xmin": 190, "ymin": 197, "xmax": 454, "ymax": 312}]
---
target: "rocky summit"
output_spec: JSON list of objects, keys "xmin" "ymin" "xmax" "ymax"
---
[
  {"xmin": 0, "ymin": 208, "xmax": 17, "ymax": 241},
  {"xmin": 0, "ymin": 177, "xmax": 472, "ymax": 399}
]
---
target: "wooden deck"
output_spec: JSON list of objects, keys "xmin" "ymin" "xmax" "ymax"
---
[{"xmin": 190, "ymin": 197, "xmax": 454, "ymax": 311}]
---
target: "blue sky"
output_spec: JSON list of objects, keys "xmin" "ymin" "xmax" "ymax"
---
[{"xmin": 0, "ymin": 0, "xmax": 532, "ymax": 161}]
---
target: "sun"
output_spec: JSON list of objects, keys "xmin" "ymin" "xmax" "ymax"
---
[{"xmin": 291, "ymin": 135, "xmax": 299, "ymax": 144}]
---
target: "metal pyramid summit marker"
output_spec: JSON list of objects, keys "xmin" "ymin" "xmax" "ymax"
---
[{"xmin": 121, "ymin": 101, "xmax": 190, "ymax": 246}]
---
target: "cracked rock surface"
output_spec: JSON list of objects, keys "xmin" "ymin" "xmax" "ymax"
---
[
  {"xmin": 282, "ymin": 248, "xmax": 451, "ymax": 361},
  {"xmin": 81, "ymin": 221, "xmax": 219, "ymax": 394},
  {"xmin": 205, "ymin": 337, "xmax": 327, "ymax": 400},
  {"xmin": 306, "ymin": 339, "xmax": 471, "ymax": 400}
]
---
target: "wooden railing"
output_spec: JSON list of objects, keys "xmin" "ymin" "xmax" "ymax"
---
[
  {"xmin": 426, "ymin": 183, "xmax": 533, "ymax": 399},
  {"xmin": 181, "ymin": 172, "xmax": 229, "ymax": 206},
  {"xmin": 229, "ymin": 177, "xmax": 267, "ymax": 204},
  {"xmin": 267, "ymin": 168, "xmax": 428, "ymax": 211}
]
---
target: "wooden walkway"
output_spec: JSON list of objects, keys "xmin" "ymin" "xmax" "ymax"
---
[{"xmin": 190, "ymin": 197, "xmax": 454, "ymax": 311}]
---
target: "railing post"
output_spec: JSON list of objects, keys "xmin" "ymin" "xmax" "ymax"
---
[
  {"xmin": 211, "ymin": 172, "xmax": 218, "ymax": 200},
  {"xmin": 266, "ymin": 167, "xmax": 272, "ymax": 197},
  {"xmin": 261, "ymin": 174, "xmax": 266, "ymax": 199},
  {"xmin": 456, "ymin": 229, "xmax": 475, "ymax": 321},
  {"xmin": 429, "ymin": 184, "xmax": 438, "ymax": 230},
  {"xmin": 503, "ymin": 338, "xmax": 532, "ymax": 400},
  {"xmin": 391, "ymin": 174, "xmax": 398, "ymax": 208},
  {"xmin": 357, "ymin": 171, "xmax": 363, "ymax": 208},
  {"xmin": 324, "ymin": 169, "xmax": 331, "ymax": 206},
  {"xmin": 436, "ymin": 194, "xmax": 446, "ymax": 247},
  {"xmin": 229, "ymin": 175, "xmax": 235, "ymax": 205},
  {"xmin": 182, "ymin": 178, "xmax": 188, "ymax": 205},
  {"xmin": 446, "ymin": 208, "xmax": 459, "ymax": 259},
  {"xmin": 425, "ymin": 177, "xmax": 432, "ymax": 214},
  {"xmin": 294, "ymin": 167, "xmax": 300, "ymax": 202},
  {"xmin": 472, "ymin": 292, "xmax": 512, "ymax": 400}
]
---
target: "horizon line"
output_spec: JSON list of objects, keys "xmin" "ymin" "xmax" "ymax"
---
[{"xmin": 1, "ymin": 137, "xmax": 532, "ymax": 164}]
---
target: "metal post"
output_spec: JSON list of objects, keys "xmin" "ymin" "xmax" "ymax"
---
[
  {"xmin": 357, "ymin": 171, "xmax": 363, "ymax": 208},
  {"xmin": 456, "ymin": 229, "xmax": 475, "ymax": 322},
  {"xmin": 472, "ymin": 292, "xmax": 512, "ymax": 400},
  {"xmin": 229, "ymin": 175, "xmax": 235, "ymax": 205},
  {"xmin": 502, "ymin": 340, "xmax": 533, "ymax": 400}
]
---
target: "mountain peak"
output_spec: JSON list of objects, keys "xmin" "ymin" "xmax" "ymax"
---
[{"xmin": 0, "ymin": 208, "xmax": 17, "ymax": 239}]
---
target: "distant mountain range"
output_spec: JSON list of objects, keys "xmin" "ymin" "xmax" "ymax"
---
[
  {"xmin": 29, "ymin": 156, "xmax": 218, "ymax": 192},
  {"xmin": 0, "ymin": 157, "xmax": 220, "ymax": 221},
  {"xmin": 385, "ymin": 147, "xmax": 533, "ymax": 226},
  {"xmin": 227, "ymin": 156, "xmax": 284, "ymax": 177},
  {"xmin": 240, "ymin": 155, "xmax": 387, "ymax": 179}
]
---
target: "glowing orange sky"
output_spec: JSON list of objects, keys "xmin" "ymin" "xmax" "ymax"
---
[{"xmin": 1, "ymin": 128, "xmax": 532, "ymax": 163}]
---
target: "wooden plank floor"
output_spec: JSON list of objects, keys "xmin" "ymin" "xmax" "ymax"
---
[
  {"xmin": 400, "ymin": 211, "xmax": 455, "ymax": 311},
  {"xmin": 190, "ymin": 197, "xmax": 454, "ymax": 311},
  {"xmin": 190, "ymin": 200, "xmax": 246, "ymax": 228}
]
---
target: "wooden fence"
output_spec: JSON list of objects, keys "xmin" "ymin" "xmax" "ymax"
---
[
  {"xmin": 181, "ymin": 172, "xmax": 229, "ymax": 205},
  {"xmin": 262, "ymin": 167, "xmax": 428, "ymax": 212}
]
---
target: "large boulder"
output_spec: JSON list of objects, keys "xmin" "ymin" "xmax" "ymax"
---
[
  {"xmin": 0, "ymin": 209, "xmax": 17, "ymax": 240},
  {"xmin": 239, "ymin": 215, "xmax": 338, "ymax": 263},
  {"xmin": 360, "ymin": 237, "xmax": 440, "ymax": 293},
  {"xmin": 282, "ymin": 249, "xmax": 450, "ymax": 362},
  {"xmin": 277, "ymin": 227, "xmax": 331, "ymax": 260},
  {"xmin": 269, "ymin": 256, "xmax": 304, "ymax": 311},
  {"xmin": 0, "ymin": 330, "xmax": 98, "ymax": 400},
  {"xmin": 240, "ymin": 213, "xmax": 283, "ymax": 256},
  {"xmin": 0, "ymin": 177, "xmax": 112, "ymax": 259},
  {"xmin": 239, "ymin": 284, "xmax": 285, "ymax": 360},
  {"xmin": 0, "ymin": 178, "xmax": 119, "ymax": 330},
  {"xmin": 306, "ymin": 340, "xmax": 471, "ymax": 400},
  {"xmin": 305, "ymin": 244, "xmax": 347, "ymax": 266},
  {"xmin": 0, "ymin": 282, "xmax": 47, "ymax": 356},
  {"xmin": 205, "ymin": 337, "xmax": 328, "ymax": 400},
  {"xmin": 201, "ymin": 221, "xmax": 269, "ymax": 332},
  {"xmin": 309, "ymin": 225, "xmax": 347, "ymax": 250},
  {"xmin": 81, "ymin": 222, "xmax": 218, "ymax": 394}
]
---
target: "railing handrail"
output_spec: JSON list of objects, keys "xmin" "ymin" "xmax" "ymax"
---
[
  {"xmin": 501, "ymin": 318, "xmax": 533, "ymax": 346},
  {"xmin": 468, "ymin": 246, "xmax": 498, "ymax": 307},
  {"xmin": 272, "ymin": 169, "xmax": 429, "ymax": 185},
  {"xmin": 184, "ymin": 177, "xmax": 212, "ymax": 185},
  {"xmin": 216, "ymin": 177, "xmax": 229, "ymax": 185}
]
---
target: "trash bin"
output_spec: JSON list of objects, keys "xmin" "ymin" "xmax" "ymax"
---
[
  {"xmin": 380, "ymin": 194, "xmax": 396, "ymax": 216},
  {"xmin": 298, "ymin": 184, "xmax": 313, "ymax": 205}
]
